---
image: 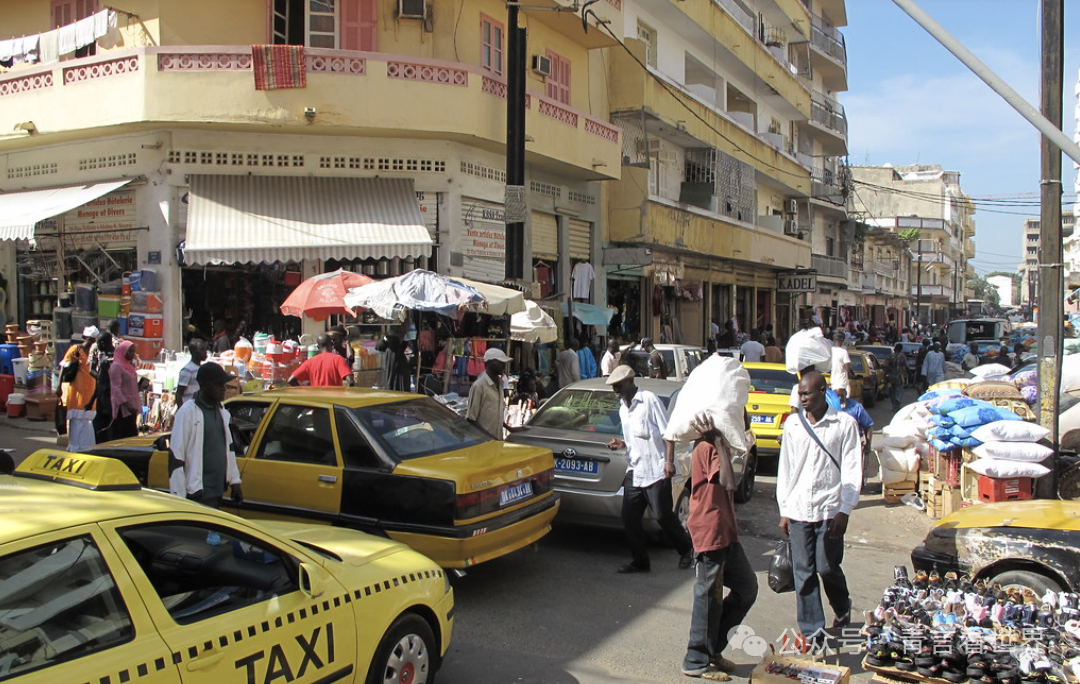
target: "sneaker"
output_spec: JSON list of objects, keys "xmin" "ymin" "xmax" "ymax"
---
[
  {"xmin": 617, "ymin": 563, "xmax": 650, "ymax": 574},
  {"xmin": 679, "ymin": 551, "xmax": 695, "ymax": 570},
  {"xmin": 713, "ymin": 656, "xmax": 738, "ymax": 672}
]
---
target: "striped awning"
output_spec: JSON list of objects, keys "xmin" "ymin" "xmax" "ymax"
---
[
  {"xmin": 0, "ymin": 179, "xmax": 133, "ymax": 240},
  {"xmin": 184, "ymin": 176, "xmax": 432, "ymax": 265}
]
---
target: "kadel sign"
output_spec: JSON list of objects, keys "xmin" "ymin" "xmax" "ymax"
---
[{"xmin": 777, "ymin": 271, "xmax": 817, "ymax": 293}]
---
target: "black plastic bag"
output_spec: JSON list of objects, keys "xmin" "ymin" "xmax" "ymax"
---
[
  {"xmin": 768, "ymin": 539, "xmax": 795, "ymax": 594},
  {"xmin": 54, "ymin": 402, "xmax": 67, "ymax": 436}
]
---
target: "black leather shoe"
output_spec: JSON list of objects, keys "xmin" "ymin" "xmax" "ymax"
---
[{"xmin": 617, "ymin": 563, "xmax": 650, "ymax": 574}]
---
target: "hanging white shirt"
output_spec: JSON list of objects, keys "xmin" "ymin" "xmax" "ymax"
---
[
  {"xmin": 572, "ymin": 261, "xmax": 595, "ymax": 299},
  {"xmin": 617, "ymin": 387, "xmax": 670, "ymax": 487},
  {"xmin": 776, "ymin": 407, "xmax": 862, "ymax": 522}
]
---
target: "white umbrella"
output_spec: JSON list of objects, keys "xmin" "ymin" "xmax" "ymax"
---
[
  {"xmin": 511, "ymin": 301, "xmax": 558, "ymax": 343},
  {"xmin": 453, "ymin": 276, "xmax": 526, "ymax": 317},
  {"xmin": 343, "ymin": 269, "xmax": 527, "ymax": 321}
]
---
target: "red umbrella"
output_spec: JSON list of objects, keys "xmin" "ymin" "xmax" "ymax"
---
[{"xmin": 279, "ymin": 269, "xmax": 373, "ymax": 321}]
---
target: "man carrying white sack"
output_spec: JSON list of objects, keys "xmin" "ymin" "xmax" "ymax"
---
[{"xmin": 606, "ymin": 365, "xmax": 694, "ymax": 573}]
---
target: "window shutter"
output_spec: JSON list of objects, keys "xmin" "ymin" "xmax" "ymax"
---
[{"xmin": 341, "ymin": 0, "xmax": 377, "ymax": 51}]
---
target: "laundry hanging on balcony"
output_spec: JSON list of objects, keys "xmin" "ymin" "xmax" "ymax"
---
[
  {"xmin": 252, "ymin": 45, "xmax": 307, "ymax": 90},
  {"xmin": 0, "ymin": 9, "xmax": 118, "ymax": 68}
]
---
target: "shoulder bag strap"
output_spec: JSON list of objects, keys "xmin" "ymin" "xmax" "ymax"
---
[{"xmin": 797, "ymin": 409, "xmax": 841, "ymax": 472}]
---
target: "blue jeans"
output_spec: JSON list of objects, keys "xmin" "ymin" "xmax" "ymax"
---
[
  {"xmin": 890, "ymin": 382, "xmax": 905, "ymax": 410},
  {"xmin": 788, "ymin": 520, "xmax": 850, "ymax": 638},
  {"xmin": 683, "ymin": 542, "xmax": 758, "ymax": 670}
]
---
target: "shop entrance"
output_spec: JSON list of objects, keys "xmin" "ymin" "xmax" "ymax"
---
[
  {"xmin": 606, "ymin": 278, "xmax": 641, "ymax": 343},
  {"xmin": 181, "ymin": 264, "xmax": 297, "ymax": 344}
]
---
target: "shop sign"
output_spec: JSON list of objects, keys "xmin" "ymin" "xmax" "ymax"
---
[
  {"xmin": 460, "ymin": 198, "xmax": 505, "ymax": 261},
  {"xmin": 777, "ymin": 271, "xmax": 817, "ymax": 293},
  {"xmin": 61, "ymin": 189, "xmax": 138, "ymax": 248}
]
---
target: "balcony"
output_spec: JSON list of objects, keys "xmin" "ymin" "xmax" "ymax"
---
[
  {"xmin": 916, "ymin": 251, "xmax": 956, "ymax": 268},
  {"xmin": 873, "ymin": 261, "xmax": 899, "ymax": 278},
  {"xmin": 813, "ymin": 254, "xmax": 848, "ymax": 282},
  {"xmin": 807, "ymin": 90, "xmax": 847, "ymax": 154},
  {"xmin": 810, "ymin": 166, "xmax": 845, "ymax": 205},
  {"xmin": 805, "ymin": 14, "xmax": 847, "ymax": 91},
  {"xmin": 912, "ymin": 284, "xmax": 947, "ymax": 298},
  {"xmin": 0, "ymin": 46, "xmax": 622, "ymax": 180}
]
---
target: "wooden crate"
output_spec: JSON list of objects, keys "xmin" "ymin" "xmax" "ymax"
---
[{"xmin": 883, "ymin": 480, "xmax": 916, "ymax": 505}]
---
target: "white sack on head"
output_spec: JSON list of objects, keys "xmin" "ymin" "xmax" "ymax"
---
[
  {"xmin": 663, "ymin": 355, "xmax": 750, "ymax": 459},
  {"xmin": 785, "ymin": 327, "xmax": 832, "ymax": 375}
]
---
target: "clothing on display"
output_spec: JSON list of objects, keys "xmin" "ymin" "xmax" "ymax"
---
[{"xmin": 572, "ymin": 261, "xmax": 595, "ymax": 300}]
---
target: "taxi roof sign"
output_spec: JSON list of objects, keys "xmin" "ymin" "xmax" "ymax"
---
[{"xmin": 15, "ymin": 450, "xmax": 141, "ymax": 491}]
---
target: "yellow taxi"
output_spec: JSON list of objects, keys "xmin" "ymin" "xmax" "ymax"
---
[
  {"xmin": 1, "ymin": 450, "xmax": 454, "ymax": 684},
  {"xmin": 847, "ymin": 348, "xmax": 881, "ymax": 408},
  {"xmin": 89, "ymin": 387, "xmax": 559, "ymax": 569},
  {"xmin": 743, "ymin": 362, "xmax": 800, "ymax": 458}
]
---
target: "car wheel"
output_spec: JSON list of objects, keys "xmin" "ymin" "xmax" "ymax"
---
[
  {"xmin": 734, "ymin": 450, "xmax": 756, "ymax": 504},
  {"xmin": 988, "ymin": 569, "xmax": 1066, "ymax": 594},
  {"xmin": 676, "ymin": 489, "xmax": 690, "ymax": 534},
  {"xmin": 367, "ymin": 613, "xmax": 438, "ymax": 684}
]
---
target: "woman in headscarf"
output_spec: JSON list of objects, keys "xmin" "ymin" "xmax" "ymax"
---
[
  {"xmin": 58, "ymin": 326, "xmax": 99, "ymax": 413},
  {"xmin": 90, "ymin": 332, "xmax": 116, "ymax": 442},
  {"xmin": 109, "ymin": 340, "xmax": 141, "ymax": 439}
]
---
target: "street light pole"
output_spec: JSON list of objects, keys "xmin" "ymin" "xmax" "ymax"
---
[{"xmin": 504, "ymin": 2, "xmax": 526, "ymax": 280}]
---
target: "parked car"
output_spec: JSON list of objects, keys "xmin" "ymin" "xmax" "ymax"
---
[
  {"xmin": 743, "ymin": 362, "xmax": 799, "ymax": 459},
  {"xmin": 856, "ymin": 344, "xmax": 895, "ymax": 397},
  {"xmin": 89, "ymin": 387, "xmax": 559, "ymax": 569},
  {"xmin": 506, "ymin": 378, "xmax": 757, "ymax": 532},
  {"xmin": 912, "ymin": 499, "xmax": 1080, "ymax": 593},
  {"xmin": 2, "ymin": 449, "xmax": 454, "ymax": 684},
  {"xmin": 619, "ymin": 343, "xmax": 706, "ymax": 381}
]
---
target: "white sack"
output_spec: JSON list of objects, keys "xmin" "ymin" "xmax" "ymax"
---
[
  {"xmin": 966, "ymin": 458, "xmax": 1050, "ymax": 479},
  {"xmin": 969, "ymin": 363, "xmax": 1012, "ymax": 380},
  {"xmin": 882, "ymin": 422, "xmax": 921, "ymax": 448},
  {"xmin": 880, "ymin": 465, "xmax": 915, "ymax": 485},
  {"xmin": 971, "ymin": 440, "xmax": 1054, "ymax": 463},
  {"xmin": 879, "ymin": 445, "xmax": 919, "ymax": 473},
  {"xmin": 785, "ymin": 327, "xmax": 832, "ymax": 375},
  {"xmin": 663, "ymin": 355, "xmax": 750, "ymax": 460},
  {"xmin": 891, "ymin": 403, "xmax": 919, "ymax": 425},
  {"xmin": 970, "ymin": 420, "xmax": 1050, "ymax": 444}
]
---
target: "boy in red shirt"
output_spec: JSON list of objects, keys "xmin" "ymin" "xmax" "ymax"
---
[{"xmin": 288, "ymin": 334, "xmax": 355, "ymax": 387}]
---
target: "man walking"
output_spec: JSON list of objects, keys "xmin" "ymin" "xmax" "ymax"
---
[
  {"xmin": 555, "ymin": 339, "xmax": 582, "ymax": 390},
  {"xmin": 739, "ymin": 331, "xmax": 765, "ymax": 363},
  {"xmin": 886, "ymin": 344, "xmax": 908, "ymax": 411},
  {"xmin": 288, "ymin": 334, "xmax": 355, "ymax": 387},
  {"xmin": 605, "ymin": 365, "xmax": 693, "ymax": 573},
  {"xmin": 466, "ymin": 348, "xmax": 514, "ymax": 439},
  {"xmin": 829, "ymin": 332, "xmax": 852, "ymax": 402},
  {"xmin": 777, "ymin": 371, "xmax": 862, "ymax": 648},
  {"xmin": 679, "ymin": 415, "xmax": 758, "ymax": 681},
  {"xmin": 169, "ymin": 362, "xmax": 244, "ymax": 509},
  {"xmin": 922, "ymin": 342, "xmax": 946, "ymax": 388},
  {"xmin": 600, "ymin": 339, "xmax": 622, "ymax": 376},
  {"xmin": 175, "ymin": 338, "xmax": 208, "ymax": 408}
]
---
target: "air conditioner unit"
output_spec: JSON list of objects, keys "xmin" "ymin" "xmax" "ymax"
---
[
  {"xmin": 398, "ymin": 0, "xmax": 426, "ymax": 19},
  {"xmin": 787, "ymin": 199, "xmax": 798, "ymax": 214},
  {"xmin": 635, "ymin": 138, "xmax": 662, "ymax": 155},
  {"xmin": 531, "ymin": 54, "xmax": 552, "ymax": 77},
  {"xmin": 783, "ymin": 219, "xmax": 799, "ymax": 236}
]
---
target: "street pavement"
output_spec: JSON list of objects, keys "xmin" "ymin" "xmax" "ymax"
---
[{"xmin": 0, "ymin": 386, "xmax": 933, "ymax": 684}]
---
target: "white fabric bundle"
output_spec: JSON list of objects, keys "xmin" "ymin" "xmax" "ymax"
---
[
  {"xmin": 966, "ymin": 458, "xmax": 1050, "ymax": 479},
  {"xmin": 66, "ymin": 409, "xmax": 97, "ymax": 453},
  {"xmin": 970, "ymin": 420, "xmax": 1050, "ymax": 443},
  {"xmin": 971, "ymin": 440, "xmax": 1054, "ymax": 463},
  {"xmin": 969, "ymin": 363, "xmax": 1012, "ymax": 380},
  {"xmin": 663, "ymin": 355, "xmax": 750, "ymax": 460},
  {"xmin": 891, "ymin": 403, "xmax": 919, "ymax": 424},
  {"xmin": 785, "ymin": 327, "xmax": 832, "ymax": 374},
  {"xmin": 880, "ymin": 467, "xmax": 915, "ymax": 485},
  {"xmin": 879, "ymin": 445, "xmax": 919, "ymax": 473}
]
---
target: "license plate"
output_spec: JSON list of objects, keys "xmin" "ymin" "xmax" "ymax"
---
[
  {"xmin": 750, "ymin": 415, "xmax": 773, "ymax": 424},
  {"xmin": 554, "ymin": 457, "xmax": 599, "ymax": 475},
  {"xmin": 498, "ymin": 481, "xmax": 534, "ymax": 506}
]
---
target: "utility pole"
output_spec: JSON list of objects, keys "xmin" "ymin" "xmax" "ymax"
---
[
  {"xmin": 1037, "ymin": 0, "xmax": 1064, "ymax": 476},
  {"xmin": 915, "ymin": 241, "xmax": 923, "ymax": 327},
  {"xmin": 504, "ymin": 2, "xmax": 527, "ymax": 280}
]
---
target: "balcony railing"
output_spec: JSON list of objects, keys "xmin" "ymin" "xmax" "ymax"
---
[
  {"xmin": 912, "ymin": 284, "xmax": 947, "ymax": 297},
  {"xmin": 809, "ymin": 14, "xmax": 847, "ymax": 67},
  {"xmin": 810, "ymin": 90, "xmax": 847, "ymax": 137},
  {"xmin": 873, "ymin": 261, "xmax": 898, "ymax": 277},
  {"xmin": 713, "ymin": 0, "xmax": 756, "ymax": 36},
  {"xmin": 813, "ymin": 254, "xmax": 848, "ymax": 279}
]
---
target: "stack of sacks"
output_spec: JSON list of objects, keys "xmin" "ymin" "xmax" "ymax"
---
[
  {"xmin": 923, "ymin": 396, "xmax": 1024, "ymax": 453},
  {"xmin": 784, "ymin": 327, "xmax": 831, "ymax": 375},
  {"xmin": 928, "ymin": 378, "xmax": 973, "ymax": 393},
  {"xmin": 880, "ymin": 420, "xmax": 925, "ymax": 486},
  {"xmin": 664, "ymin": 355, "xmax": 751, "ymax": 461},
  {"xmin": 965, "ymin": 420, "xmax": 1053, "ymax": 481}
]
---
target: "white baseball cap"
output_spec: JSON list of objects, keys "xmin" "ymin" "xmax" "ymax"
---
[{"xmin": 483, "ymin": 348, "xmax": 512, "ymax": 363}]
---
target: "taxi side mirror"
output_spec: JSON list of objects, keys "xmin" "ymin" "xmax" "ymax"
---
[{"xmin": 298, "ymin": 562, "xmax": 328, "ymax": 599}]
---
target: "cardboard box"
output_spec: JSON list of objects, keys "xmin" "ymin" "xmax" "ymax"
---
[
  {"xmin": 24, "ymin": 395, "xmax": 57, "ymax": 421},
  {"xmin": 752, "ymin": 652, "xmax": 850, "ymax": 684},
  {"xmin": 941, "ymin": 488, "xmax": 963, "ymax": 517}
]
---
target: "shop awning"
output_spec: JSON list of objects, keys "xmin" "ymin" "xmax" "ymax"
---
[
  {"xmin": 184, "ymin": 176, "xmax": 432, "ymax": 265},
  {"xmin": 0, "ymin": 179, "xmax": 133, "ymax": 240}
]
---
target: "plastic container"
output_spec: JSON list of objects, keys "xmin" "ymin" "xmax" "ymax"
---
[
  {"xmin": 265, "ymin": 341, "xmax": 284, "ymax": 364},
  {"xmin": 117, "ymin": 317, "xmax": 128, "ymax": 336},
  {"xmin": 131, "ymin": 291, "xmax": 163, "ymax": 313},
  {"xmin": 234, "ymin": 338, "xmax": 253, "ymax": 364},
  {"xmin": 126, "ymin": 271, "xmax": 142, "ymax": 292},
  {"xmin": 74, "ymin": 284, "xmax": 96, "ymax": 311},
  {"xmin": 119, "ymin": 295, "xmax": 132, "ymax": 318},
  {"xmin": 0, "ymin": 344, "xmax": 19, "ymax": 376},
  {"xmin": 138, "ymin": 269, "xmax": 158, "ymax": 291},
  {"xmin": 6, "ymin": 392, "xmax": 24, "ymax": 418},
  {"xmin": 128, "ymin": 336, "xmax": 164, "ymax": 361},
  {"xmin": 128, "ymin": 314, "xmax": 163, "ymax": 338},
  {"xmin": 52, "ymin": 307, "xmax": 73, "ymax": 342},
  {"xmin": 98, "ymin": 295, "xmax": 121, "ymax": 319},
  {"xmin": 253, "ymin": 332, "xmax": 272, "ymax": 355},
  {"xmin": 977, "ymin": 475, "xmax": 1033, "ymax": 502},
  {"xmin": 25, "ymin": 319, "xmax": 53, "ymax": 342},
  {"xmin": 99, "ymin": 279, "xmax": 122, "ymax": 295},
  {"xmin": 0, "ymin": 374, "xmax": 13, "ymax": 408},
  {"xmin": 71, "ymin": 311, "xmax": 97, "ymax": 336},
  {"xmin": 12, "ymin": 358, "xmax": 28, "ymax": 385}
]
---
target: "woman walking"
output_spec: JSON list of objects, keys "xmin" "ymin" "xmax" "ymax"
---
[
  {"xmin": 90, "ymin": 333, "xmax": 116, "ymax": 442},
  {"xmin": 109, "ymin": 340, "xmax": 141, "ymax": 439}
]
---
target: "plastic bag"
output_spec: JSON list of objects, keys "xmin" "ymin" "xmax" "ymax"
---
[
  {"xmin": 662, "ymin": 355, "xmax": 749, "ymax": 461},
  {"xmin": 768, "ymin": 539, "xmax": 795, "ymax": 594},
  {"xmin": 785, "ymin": 327, "xmax": 831, "ymax": 375}
]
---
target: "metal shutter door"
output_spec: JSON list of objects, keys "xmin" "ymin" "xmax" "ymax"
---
[
  {"xmin": 530, "ymin": 211, "xmax": 558, "ymax": 259},
  {"xmin": 569, "ymin": 219, "xmax": 592, "ymax": 260}
]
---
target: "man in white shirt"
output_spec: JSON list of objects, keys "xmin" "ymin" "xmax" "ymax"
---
[
  {"xmin": 776, "ymin": 371, "xmax": 862, "ymax": 646},
  {"xmin": 739, "ymin": 331, "xmax": 766, "ymax": 363},
  {"xmin": 605, "ymin": 366, "xmax": 693, "ymax": 573},
  {"xmin": 600, "ymin": 339, "xmax": 621, "ymax": 376},
  {"xmin": 829, "ymin": 332, "xmax": 852, "ymax": 402},
  {"xmin": 922, "ymin": 342, "xmax": 946, "ymax": 387}
]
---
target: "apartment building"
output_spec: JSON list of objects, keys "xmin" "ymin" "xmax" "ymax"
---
[
  {"xmin": 1022, "ymin": 211, "xmax": 1076, "ymax": 307},
  {"xmin": 848, "ymin": 164, "xmax": 976, "ymax": 327},
  {"xmin": 600, "ymin": 0, "xmax": 847, "ymax": 344},
  {"xmin": 0, "ymin": 0, "xmax": 623, "ymax": 350}
]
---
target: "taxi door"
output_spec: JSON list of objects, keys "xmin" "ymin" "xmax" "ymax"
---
[
  {"xmin": 235, "ymin": 401, "xmax": 345, "ymax": 521},
  {"xmin": 100, "ymin": 514, "xmax": 358, "ymax": 684},
  {"xmin": 0, "ymin": 525, "xmax": 180, "ymax": 684}
]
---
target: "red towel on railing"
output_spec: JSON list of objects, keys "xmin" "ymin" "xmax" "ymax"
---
[{"xmin": 251, "ymin": 45, "xmax": 306, "ymax": 90}]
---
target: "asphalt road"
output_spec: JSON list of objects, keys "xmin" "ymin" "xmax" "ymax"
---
[{"xmin": 0, "ymin": 387, "xmax": 933, "ymax": 684}]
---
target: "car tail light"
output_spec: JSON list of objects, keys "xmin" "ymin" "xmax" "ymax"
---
[
  {"xmin": 454, "ymin": 469, "xmax": 552, "ymax": 520},
  {"xmin": 778, "ymin": 411, "xmax": 792, "ymax": 427}
]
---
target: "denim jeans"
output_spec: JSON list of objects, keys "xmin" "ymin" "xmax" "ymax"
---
[
  {"xmin": 788, "ymin": 520, "xmax": 850, "ymax": 638},
  {"xmin": 683, "ymin": 542, "xmax": 758, "ymax": 671},
  {"xmin": 890, "ymin": 381, "xmax": 905, "ymax": 410},
  {"xmin": 622, "ymin": 472, "xmax": 692, "ymax": 568}
]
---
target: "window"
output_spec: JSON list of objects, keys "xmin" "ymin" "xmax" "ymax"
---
[
  {"xmin": 117, "ymin": 523, "xmax": 297, "ymax": 624},
  {"xmin": 826, "ymin": 236, "xmax": 835, "ymax": 256},
  {"xmin": 335, "ymin": 407, "xmax": 383, "ymax": 469},
  {"xmin": 272, "ymin": 0, "xmax": 377, "ymax": 51},
  {"xmin": 481, "ymin": 14, "xmax": 504, "ymax": 75},
  {"xmin": 227, "ymin": 402, "xmax": 271, "ymax": 455},
  {"xmin": 636, "ymin": 21, "xmax": 657, "ymax": 68},
  {"xmin": 257, "ymin": 405, "xmax": 337, "ymax": 465},
  {"xmin": 545, "ymin": 50, "xmax": 571, "ymax": 105},
  {"xmin": 51, "ymin": 0, "xmax": 97, "ymax": 58},
  {"xmin": 0, "ymin": 536, "xmax": 133, "ymax": 678},
  {"xmin": 351, "ymin": 398, "xmax": 490, "ymax": 460}
]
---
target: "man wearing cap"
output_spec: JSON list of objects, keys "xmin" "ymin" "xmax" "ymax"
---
[
  {"xmin": 467, "ymin": 348, "xmax": 513, "ymax": 439},
  {"xmin": 288, "ymin": 334, "xmax": 355, "ymax": 387},
  {"xmin": 58, "ymin": 326, "xmax": 99, "ymax": 418},
  {"xmin": 606, "ymin": 365, "xmax": 694, "ymax": 573},
  {"xmin": 169, "ymin": 362, "xmax": 244, "ymax": 509},
  {"xmin": 643, "ymin": 338, "xmax": 667, "ymax": 379},
  {"xmin": 175, "ymin": 338, "xmax": 208, "ymax": 408}
]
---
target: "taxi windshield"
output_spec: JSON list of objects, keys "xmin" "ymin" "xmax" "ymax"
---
[
  {"xmin": 747, "ymin": 368, "xmax": 799, "ymax": 395},
  {"xmin": 351, "ymin": 397, "xmax": 491, "ymax": 460}
]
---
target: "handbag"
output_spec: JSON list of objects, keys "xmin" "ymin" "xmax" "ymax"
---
[
  {"xmin": 60, "ymin": 356, "xmax": 80, "ymax": 384},
  {"xmin": 768, "ymin": 539, "xmax": 795, "ymax": 593},
  {"xmin": 54, "ymin": 402, "xmax": 68, "ymax": 436}
]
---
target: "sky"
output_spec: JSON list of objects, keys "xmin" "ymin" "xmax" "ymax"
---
[{"xmin": 843, "ymin": 0, "xmax": 1079, "ymax": 277}]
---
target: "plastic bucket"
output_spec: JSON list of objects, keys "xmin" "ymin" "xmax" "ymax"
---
[
  {"xmin": 253, "ymin": 333, "xmax": 272, "ymax": 355},
  {"xmin": 0, "ymin": 344, "xmax": 19, "ymax": 376},
  {"xmin": 74, "ymin": 284, "xmax": 96, "ymax": 311},
  {"xmin": 12, "ymin": 358, "xmax": 28, "ymax": 385}
]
